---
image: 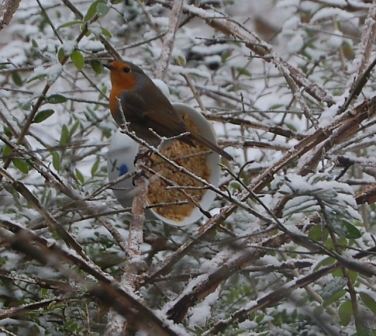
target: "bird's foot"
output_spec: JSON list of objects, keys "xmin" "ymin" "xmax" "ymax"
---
[
  {"xmin": 132, "ymin": 170, "xmax": 148, "ymax": 186},
  {"xmin": 133, "ymin": 149, "xmax": 152, "ymax": 165}
]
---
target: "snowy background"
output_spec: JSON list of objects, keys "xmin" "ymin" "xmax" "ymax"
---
[{"xmin": 0, "ymin": 0, "xmax": 375, "ymax": 335}]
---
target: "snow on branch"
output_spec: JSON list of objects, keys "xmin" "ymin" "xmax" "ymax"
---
[{"xmin": 0, "ymin": 0, "xmax": 21, "ymax": 31}]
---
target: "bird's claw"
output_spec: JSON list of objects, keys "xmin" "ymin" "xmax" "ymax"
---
[
  {"xmin": 132, "ymin": 170, "xmax": 148, "ymax": 186},
  {"xmin": 133, "ymin": 149, "xmax": 152, "ymax": 165}
]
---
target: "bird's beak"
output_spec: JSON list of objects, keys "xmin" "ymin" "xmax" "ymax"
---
[{"xmin": 103, "ymin": 63, "xmax": 112, "ymax": 70}]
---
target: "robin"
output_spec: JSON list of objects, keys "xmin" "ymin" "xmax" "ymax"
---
[{"xmin": 104, "ymin": 60, "xmax": 233, "ymax": 161}]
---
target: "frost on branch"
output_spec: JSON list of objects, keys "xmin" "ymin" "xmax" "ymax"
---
[{"xmin": 0, "ymin": 1, "xmax": 375, "ymax": 335}]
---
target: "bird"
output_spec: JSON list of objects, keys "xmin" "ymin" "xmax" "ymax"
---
[{"xmin": 104, "ymin": 60, "xmax": 233, "ymax": 161}]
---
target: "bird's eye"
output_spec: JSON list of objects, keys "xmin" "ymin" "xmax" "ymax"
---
[{"xmin": 123, "ymin": 66, "xmax": 130, "ymax": 73}]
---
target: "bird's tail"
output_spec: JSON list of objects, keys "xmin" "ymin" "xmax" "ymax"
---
[{"xmin": 190, "ymin": 132, "xmax": 233, "ymax": 161}]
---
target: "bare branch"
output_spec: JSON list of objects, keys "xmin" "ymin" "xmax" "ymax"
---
[
  {"xmin": 0, "ymin": 0, "xmax": 21, "ymax": 31},
  {"xmin": 157, "ymin": 0, "xmax": 184, "ymax": 80}
]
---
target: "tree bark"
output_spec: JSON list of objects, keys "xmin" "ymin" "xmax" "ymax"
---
[{"xmin": 0, "ymin": 0, "xmax": 21, "ymax": 31}]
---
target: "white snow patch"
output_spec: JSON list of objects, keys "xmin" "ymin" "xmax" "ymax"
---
[
  {"xmin": 62, "ymin": 41, "xmax": 75, "ymax": 55},
  {"xmin": 152, "ymin": 17, "xmax": 169, "ymax": 27},
  {"xmin": 277, "ymin": 0, "xmax": 300, "ymax": 7},
  {"xmin": 162, "ymin": 274, "xmax": 209, "ymax": 313},
  {"xmin": 199, "ymin": 249, "xmax": 231, "ymax": 273},
  {"xmin": 191, "ymin": 44, "xmax": 232, "ymax": 56},
  {"xmin": 259, "ymin": 255, "xmax": 280, "ymax": 266},
  {"xmin": 238, "ymin": 319, "xmax": 257, "ymax": 330},
  {"xmin": 282, "ymin": 16, "xmax": 300, "ymax": 31},
  {"xmin": 310, "ymin": 7, "xmax": 354, "ymax": 23},
  {"xmin": 170, "ymin": 64, "xmax": 210, "ymax": 78},
  {"xmin": 287, "ymin": 33, "xmax": 304, "ymax": 53},
  {"xmin": 327, "ymin": 30, "xmax": 343, "ymax": 49},
  {"xmin": 188, "ymin": 286, "xmax": 220, "ymax": 327},
  {"xmin": 318, "ymin": 93, "xmax": 346, "ymax": 126},
  {"xmin": 154, "ymin": 310, "xmax": 190, "ymax": 336},
  {"xmin": 78, "ymin": 38, "xmax": 104, "ymax": 52},
  {"xmin": 0, "ymin": 40, "xmax": 28, "ymax": 65}
]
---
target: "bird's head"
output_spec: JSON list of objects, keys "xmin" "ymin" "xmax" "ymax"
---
[{"xmin": 104, "ymin": 60, "xmax": 144, "ymax": 91}]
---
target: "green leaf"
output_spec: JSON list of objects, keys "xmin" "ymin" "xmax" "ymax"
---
[
  {"xmin": 71, "ymin": 50, "xmax": 85, "ymax": 70},
  {"xmin": 20, "ymin": 102, "xmax": 31, "ymax": 110},
  {"xmin": 57, "ymin": 48, "xmax": 65, "ymax": 64},
  {"xmin": 332, "ymin": 218, "xmax": 361, "ymax": 239},
  {"xmin": 3, "ymin": 145, "xmax": 12, "ymax": 158},
  {"xmin": 96, "ymin": 2, "xmax": 109, "ymax": 16},
  {"xmin": 84, "ymin": 1, "xmax": 99, "ymax": 21},
  {"xmin": 221, "ymin": 49, "xmax": 232, "ymax": 62},
  {"xmin": 84, "ymin": 2, "xmax": 96, "ymax": 21},
  {"xmin": 269, "ymin": 104, "xmax": 284, "ymax": 110},
  {"xmin": 3, "ymin": 127, "xmax": 12, "ymax": 138},
  {"xmin": 102, "ymin": 127, "xmax": 111, "ymax": 138},
  {"xmin": 26, "ymin": 74, "xmax": 47, "ymax": 84},
  {"xmin": 175, "ymin": 55, "xmax": 186, "ymax": 66},
  {"xmin": 323, "ymin": 289, "xmax": 346, "ymax": 307},
  {"xmin": 31, "ymin": 39, "xmax": 38, "ymax": 48},
  {"xmin": 314, "ymin": 256, "xmax": 335, "ymax": 270},
  {"xmin": 308, "ymin": 225, "xmax": 327, "ymax": 241},
  {"xmin": 342, "ymin": 40, "xmax": 354, "ymax": 60},
  {"xmin": 229, "ymin": 181, "xmax": 242, "ymax": 192},
  {"xmin": 285, "ymin": 122, "xmax": 298, "ymax": 132},
  {"xmin": 100, "ymin": 27, "xmax": 112, "ymax": 38},
  {"xmin": 11, "ymin": 72, "xmax": 23, "ymax": 86},
  {"xmin": 90, "ymin": 60, "xmax": 103, "ymax": 74},
  {"xmin": 52, "ymin": 152, "xmax": 61, "ymax": 171},
  {"xmin": 33, "ymin": 109, "xmax": 55, "ymax": 123},
  {"xmin": 237, "ymin": 67, "xmax": 251, "ymax": 77},
  {"xmin": 91, "ymin": 158, "xmax": 100, "ymax": 176},
  {"xmin": 342, "ymin": 220, "xmax": 361, "ymax": 239},
  {"xmin": 57, "ymin": 20, "xmax": 83, "ymax": 30},
  {"xmin": 84, "ymin": 0, "xmax": 109, "ymax": 21},
  {"xmin": 348, "ymin": 270, "xmax": 358, "ymax": 284},
  {"xmin": 75, "ymin": 169, "xmax": 85, "ymax": 184},
  {"xmin": 331, "ymin": 271, "xmax": 357, "ymax": 290},
  {"xmin": 338, "ymin": 300, "xmax": 352, "ymax": 326},
  {"xmin": 331, "ymin": 269, "xmax": 357, "ymax": 286},
  {"xmin": 70, "ymin": 120, "xmax": 80, "ymax": 136},
  {"xmin": 331, "ymin": 269, "xmax": 342, "ymax": 278},
  {"xmin": 47, "ymin": 94, "xmax": 67, "ymax": 104},
  {"xmin": 60, "ymin": 125, "xmax": 70, "ymax": 146},
  {"xmin": 13, "ymin": 158, "xmax": 29, "ymax": 174},
  {"xmin": 40, "ymin": 287, "xmax": 49, "ymax": 298},
  {"xmin": 360, "ymin": 292, "xmax": 376, "ymax": 315}
]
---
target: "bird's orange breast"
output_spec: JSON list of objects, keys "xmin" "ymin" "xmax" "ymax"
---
[
  {"xmin": 109, "ymin": 85, "xmax": 124, "ymax": 115},
  {"xmin": 108, "ymin": 71, "xmax": 137, "ymax": 114}
]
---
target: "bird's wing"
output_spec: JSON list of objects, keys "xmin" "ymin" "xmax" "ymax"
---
[
  {"xmin": 121, "ymin": 90, "xmax": 187, "ymax": 137},
  {"xmin": 119, "ymin": 91, "xmax": 148, "ymax": 124}
]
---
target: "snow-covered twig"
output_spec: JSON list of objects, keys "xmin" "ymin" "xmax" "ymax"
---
[
  {"xmin": 336, "ymin": 6, "xmax": 376, "ymax": 115},
  {"xmin": 252, "ymin": 96, "xmax": 376, "ymax": 192},
  {"xmin": 206, "ymin": 113, "xmax": 305, "ymax": 139},
  {"xmin": 0, "ymin": 134, "xmax": 129, "ymax": 253},
  {"xmin": 0, "ymin": 219, "xmax": 185, "ymax": 336},
  {"xmin": 204, "ymin": 242, "xmax": 376, "ymax": 334},
  {"xmin": 0, "ymin": 0, "xmax": 21, "ymax": 31},
  {"xmin": 0, "ymin": 168, "xmax": 88, "ymax": 260},
  {"xmin": 309, "ymin": 0, "xmax": 372, "ymax": 11},
  {"xmin": 204, "ymin": 263, "xmax": 337, "ymax": 335},
  {"xmin": 164, "ymin": 1, "xmax": 336, "ymax": 106},
  {"xmin": 0, "ymin": 296, "xmax": 71, "ymax": 320},
  {"xmin": 0, "ymin": 18, "xmax": 95, "ymax": 177},
  {"xmin": 157, "ymin": 0, "xmax": 184, "ymax": 80}
]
